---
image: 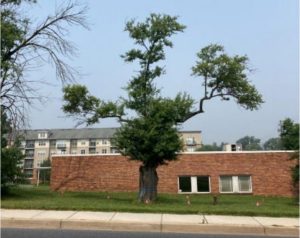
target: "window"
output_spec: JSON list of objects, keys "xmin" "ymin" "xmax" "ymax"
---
[
  {"xmin": 219, "ymin": 176, "xmax": 252, "ymax": 193},
  {"xmin": 187, "ymin": 146, "xmax": 195, "ymax": 152},
  {"xmin": 102, "ymin": 139, "xmax": 107, "ymax": 145},
  {"xmin": 37, "ymin": 151, "xmax": 46, "ymax": 159},
  {"xmin": 38, "ymin": 141, "xmax": 46, "ymax": 146},
  {"xmin": 185, "ymin": 137, "xmax": 195, "ymax": 145},
  {"xmin": 24, "ymin": 170, "xmax": 33, "ymax": 178},
  {"xmin": 102, "ymin": 149, "xmax": 107, "ymax": 154},
  {"xmin": 81, "ymin": 141, "xmax": 86, "ymax": 145},
  {"xmin": 56, "ymin": 140, "xmax": 66, "ymax": 148},
  {"xmin": 70, "ymin": 140, "xmax": 77, "ymax": 147},
  {"xmin": 197, "ymin": 176, "xmax": 210, "ymax": 192},
  {"xmin": 179, "ymin": 177, "xmax": 191, "ymax": 192},
  {"xmin": 38, "ymin": 132, "xmax": 47, "ymax": 139},
  {"xmin": 24, "ymin": 160, "xmax": 34, "ymax": 169},
  {"xmin": 81, "ymin": 150, "xmax": 85, "ymax": 154},
  {"xmin": 178, "ymin": 176, "xmax": 210, "ymax": 193}
]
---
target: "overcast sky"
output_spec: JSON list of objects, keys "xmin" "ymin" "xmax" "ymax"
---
[{"xmin": 26, "ymin": 0, "xmax": 299, "ymax": 144}]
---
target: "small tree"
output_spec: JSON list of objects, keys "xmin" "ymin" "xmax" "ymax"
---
[
  {"xmin": 1, "ymin": 109, "xmax": 24, "ymax": 194},
  {"xmin": 63, "ymin": 14, "xmax": 263, "ymax": 202}
]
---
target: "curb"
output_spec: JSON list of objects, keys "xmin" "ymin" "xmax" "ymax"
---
[{"xmin": 2, "ymin": 218, "xmax": 299, "ymax": 237}]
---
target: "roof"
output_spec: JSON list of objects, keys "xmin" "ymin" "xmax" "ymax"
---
[
  {"xmin": 19, "ymin": 128, "xmax": 118, "ymax": 140},
  {"xmin": 18, "ymin": 128, "xmax": 201, "ymax": 140}
]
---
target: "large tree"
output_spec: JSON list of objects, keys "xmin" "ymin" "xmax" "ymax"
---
[
  {"xmin": 279, "ymin": 118, "xmax": 299, "ymax": 187},
  {"xmin": 236, "ymin": 136, "xmax": 263, "ymax": 151},
  {"xmin": 1, "ymin": 0, "xmax": 88, "ymax": 129},
  {"xmin": 279, "ymin": 118, "xmax": 299, "ymax": 150},
  {"xmin": 62, "ymin": 14, "xmax": 263, "ymax": 202}
]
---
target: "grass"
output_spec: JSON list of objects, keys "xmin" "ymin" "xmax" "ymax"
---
[{"xmin": 1, "ymin": 185, "xmax": 299, "ymax": 217}]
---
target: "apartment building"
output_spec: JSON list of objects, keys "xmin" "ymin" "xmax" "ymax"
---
[{"xmin": 19, "ymin": 128, "xmax": 202, "ymax": 179}]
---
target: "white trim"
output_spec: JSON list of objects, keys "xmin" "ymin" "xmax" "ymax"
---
[
  {"xmin": 51, "ymin": 153, "xmax": 122, "ymax": 157},
  {"xmin": 179, "ymin": 150, "xmax": 295, "ymax": 155},
  {"xmin": 178, "ymin": 175, "xmax": 211, "ymax": 194},
  {"xmin": 219, "ymin": 175, "xmax": 252, "ymax": 193}
]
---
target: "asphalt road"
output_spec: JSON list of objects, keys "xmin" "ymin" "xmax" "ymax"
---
[{"xmin": 1, "ymin": 229, "xmax": 295, "ymax": 238}]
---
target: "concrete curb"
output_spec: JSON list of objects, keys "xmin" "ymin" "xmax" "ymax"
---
[{"xmin": 2, "ymin": 217, "xmax": 299, "ymax": 237}]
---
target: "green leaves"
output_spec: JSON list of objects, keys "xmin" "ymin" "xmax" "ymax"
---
[
  {"xmin": 62, "ymin": 85, "xmax": 124, "ymax": 125},
  {"xmin": 192, "ymin": 44, "xmax": 263, "ymax": 111}
]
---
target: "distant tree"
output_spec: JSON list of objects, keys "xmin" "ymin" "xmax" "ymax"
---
[
  {"xmin": 197, "ymin": 142, "xmax": 222, "ymax": 151},
  {"xmin": 236, "ymin": 136, "xmax": 262, "ymax": 151},
  {"xmin": 1, "ymin": 0, "xmax": 89, "ymax": 128},
  {"xmin": 263, "ymin": 138, "xmax": 282, "ymax": 150},
  {"xmin": 63, "ymin": 14, "xmax": 263, "ymax": 203},
  {"xmin": 279, "ymin": 118, "xmax": 299, "ymax": 150}
]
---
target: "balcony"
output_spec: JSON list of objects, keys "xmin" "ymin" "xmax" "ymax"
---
[
  {"xmin": 56, "ymin": 144, "xmax": 66, "ymax": 149},
  {"xmin": 25, "ymin": 144, "xmax": 35, "ymax": 149}
]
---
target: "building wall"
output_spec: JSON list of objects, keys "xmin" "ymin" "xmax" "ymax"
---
[{"xmin": 50, "ymin": 152, "xmax": 296, "ymax": 197}]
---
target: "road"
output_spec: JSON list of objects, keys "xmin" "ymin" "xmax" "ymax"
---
[{"xmin": 1, "ymin": 228, "xmax": 295, "ymax": 238}]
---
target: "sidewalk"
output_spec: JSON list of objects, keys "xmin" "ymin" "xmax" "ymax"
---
[{"xmin": 1, "ymin": 209, "xmax": 299, "ymax": 237}]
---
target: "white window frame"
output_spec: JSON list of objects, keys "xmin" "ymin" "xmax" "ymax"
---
[
  {"xmin": 178, "ymin": 176, "xmax": 211, "ymax": 194},
  {"xmin": 38, "ymin": 141, "xmax": 46, "ymax": 146},
  {"xmin": 38, "ymin": 132, "xmax": 47, "ymax": 139},
  {"xmin": 219, "ymin": 175, "xmax": 252, "ymax": 194}
]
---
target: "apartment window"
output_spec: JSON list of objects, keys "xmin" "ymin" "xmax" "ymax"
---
[
  {"xmin": 37, "ymin": 151, "xmax": 46, "ymax": 159},
  {"xmin": 38, "ymin": 141, "xmax": 46, "ymax": 146},
  {"xmin": 89, "ymin": 140, "xmax": 96, "ymax": 147},
  {"xmin": 24, "ymin": 170, "xmax": 33, "ymax": 178},
  {"xmin": 70, "ymin": 140, "xmax": 77, "ymax": 147},
  {"xmin": 81, "ymin": 141, "xmax": 86, "ymax": 145},
  {"xmin": 178, "ymin": 176, "xmax": 210, "ymax": 193},
  {"xmin": 102, "ymin": 149, "xmax": 107, "ymax": 154},
  {"xmin": 219, "ymin": 176, "xmax": 252, "ymax": 193},
  {"xmin": 89, "ymin": 148, "xmax": 96, "ymax": 154},
  {"xmin": 185, "ymin": 137, "xmax": 195, "ymax": 145},
  {"xmin": 38, "ymin": 132, "xmax": 47, "ymax": 139},
  {"xmin": 56, "ymin": 140, "xmax": 66, "ymax": 148},
  {"xmin": 80, "ymin": 149, "xmax": 85, "ymax": 154},
  {"xmin": 50, "ymin": 140, "xmax": 56, "ymax": 147},
  {"xmin": 187, "ymin": 147, "xmax": 195, "ymax": 152},
  {"xmin": 101, "ymin": 139, "xmax": 109, "ymax": 145},
  {"xmin": 24, "ymin": 160, "xmax": 34, "ymax": 169}
]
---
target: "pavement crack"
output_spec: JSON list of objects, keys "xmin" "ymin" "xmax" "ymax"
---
[
  {"xmin": 108, "ymin": 212, "xmax": 117, "ymax": 222},
  {"xmin": 252, "ymin": 217, "xmax": 266, "ymax": 234}
]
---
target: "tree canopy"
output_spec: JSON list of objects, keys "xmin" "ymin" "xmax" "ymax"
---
[
  {"xmin": 63, "ymin": 13, "xmax": 263, "ymax": 202},
  {"xmin": 236, "ymin": 136, "xmax": 262, "ymax": 151},
  {"xmin": 279, "ymin": 118, "xmax": 299, "ymax": 150}
]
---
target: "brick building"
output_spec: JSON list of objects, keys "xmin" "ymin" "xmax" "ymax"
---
[{"xmin": 50, "ymin": 151, "xmax": 296, "ymax": 197}]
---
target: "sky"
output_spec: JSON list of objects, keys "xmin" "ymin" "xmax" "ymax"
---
[{"xmin": 25, "ymin": 0, "xmax": 299, "ymax": 145}]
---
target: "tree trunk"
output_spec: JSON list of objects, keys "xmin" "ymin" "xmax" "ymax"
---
[{"xmin": 138, "ymin": 165, "xmax": 158, "ymax": 203}]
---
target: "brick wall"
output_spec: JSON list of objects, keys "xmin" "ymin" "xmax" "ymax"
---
[{"xmin": 50, "ymin": 152, "xmax": 297, "ymax": 196}]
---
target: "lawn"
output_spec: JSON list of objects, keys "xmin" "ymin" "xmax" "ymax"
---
[{"xmin": 1, "ymin": 185, "xmax": 298, "ymax": 217}]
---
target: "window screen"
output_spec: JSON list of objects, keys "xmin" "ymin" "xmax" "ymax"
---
[
  {"xmin": 238, "ymin": 176, "xmax": 251, "ymax": 192},
  {"xmin": 220, "ymin": 176, "xmax": 233, "ymax": 192},
  {"xmin": 179, "ymin": 176, "xmax": 191, "ymax": 192}
]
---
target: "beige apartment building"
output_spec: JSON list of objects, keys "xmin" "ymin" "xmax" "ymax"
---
[{"xmin": 19, "ymin": 128, "xmax": 202, "ymax": 179}]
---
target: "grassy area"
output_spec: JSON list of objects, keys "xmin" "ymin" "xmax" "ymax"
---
[{"xmin": 1, "ymin": 185, "xmax": 298, "ymax": 217}]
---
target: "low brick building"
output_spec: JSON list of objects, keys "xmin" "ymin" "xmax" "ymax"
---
[{"xmin": 50, "ymin": 151, "xmax": 296, "ymax": 197}]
